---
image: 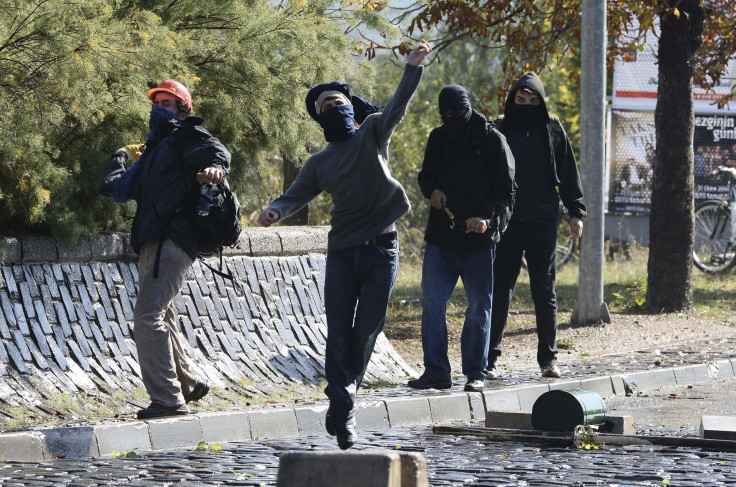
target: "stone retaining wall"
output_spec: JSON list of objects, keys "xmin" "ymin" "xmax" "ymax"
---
[{"xmin": 0, "ymin": 227, "xmax": 414, "ymax": 415}]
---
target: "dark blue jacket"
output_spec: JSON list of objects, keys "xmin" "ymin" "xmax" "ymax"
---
[{"xmin": 101, "ymin": 116, "xmax": 230, "ymax": 257}]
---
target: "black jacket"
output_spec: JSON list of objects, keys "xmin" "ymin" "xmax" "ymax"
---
[
  {"xmin": 101, "ymin": 116, "xmax": 231, "ymax": 257},
  {"xmin": 418, "ymin": 110, "xmax": 516, "ymax": 252},
  {"xmin": 497, "ymin": 72, "xmax": 586, "ymax": 223}
]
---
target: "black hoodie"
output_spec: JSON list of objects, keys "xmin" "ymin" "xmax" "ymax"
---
[{"xmin": 498, "ymin": 72, "xmax": 586, "ymax": 223}]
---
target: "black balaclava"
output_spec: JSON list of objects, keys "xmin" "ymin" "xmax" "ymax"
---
[
  {"xmin": 504, "ymin": 71, "xmax": 549, "ymax": 129},
  {"xmin": 438, "ymin": 85, "xmax": 472, "ymax": 135}
]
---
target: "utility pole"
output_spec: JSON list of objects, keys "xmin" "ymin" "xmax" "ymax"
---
[{"xmin": 573, "ymin": 0, "xmax": 611, "ymax": 324}]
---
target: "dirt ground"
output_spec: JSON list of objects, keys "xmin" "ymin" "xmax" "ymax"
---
[{"xmin": 388, "ymin": 310, "xmax": 736, "ymax": 377}]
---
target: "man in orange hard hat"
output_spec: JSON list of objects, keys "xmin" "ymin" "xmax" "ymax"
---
[{"xmin": 101, "ymin": 79, "xmax": 231, "ymax": 419}]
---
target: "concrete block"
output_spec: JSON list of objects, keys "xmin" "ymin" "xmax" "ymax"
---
[
  {"xmin": 385, "ymin": 397, "xmax": 432, "ymax": 427},
  {"xmin": 483, "ymin": 388, "xmax": 521, "ymax": 411},
  {"xmin": 673, "ymin": 366, "xmax": 696, "ymax": 386},
  {"xmin": 400, "ymin": 452, "xmax": 429, "ymax": 487},
  {"xmin": 90, "ymin": 233, "xmax": 125, "ymax": 261},
  {"xmin": 622, "ymin": 371, "xmax": 657, "ymax": 393},
  {"xmin": 58, "ymin": 239, "xmax": 92, "ymax": 262},
  {"xmin": 249, "ymin": 408, "xmax": 299, "ymax": 439},
  {"xmin": 356, "ymin": 400, "xmax": 390, "ymax": 431},
  {"xmin": 485, "ymin": 410, "xmax": 533, "ymax": 430},
  {"xmin": 278, "ymin": 227, "xmax": 328, "ymax": 255},
  {"xmin": 428, "ymin": 394, "xmax": 471, "ymax": 423},
  {"xmin": 294, "ymin": 404, "xmax": 329, "ymax": 435},
  {"xmin": 578, "ymin": 377, "xmax": 616, "ymax": 398},
  {"xmin": 652, "ymin": 368, "xmax": 677, "ymax": 388},
  {"xmin": 549, "ymin": 380, "xmax": 582, "ymax": 391},
  {"xmin": 277, "ymin": 450, "xmax": 402, "ymax": 487},
  {"xmin": 95, "ymin": 421, "xmax": 152, "ymax": 457},
  {"xmin": 0, "ymin": 237, "xmax": 21, "ymax": 264},
  {"xmin": 713, "ymin": 359, "xmax": 735, "ymax": 380},
  {"xmin": 700, "ymin": 415, "xmax": 736, "ymax": 440},
  {"xmin": 223, "ymin": 233, "xmax": 251, "ymax": 257},
  {"xmin": 0, "ymin": 432, "xmax": 45, "ymax": 462},
  {"xmin": 41, "ymin": 426, "xmax": 99, "ymax": 459},
  {"xmin": 690, "ymin": 363, "xmax": 711, "ymax": 384},
  {"xmin": 248, "ymin": 228, "xmax": 283, "ymax": 257},
  {"xmin": 147, "ymin": 417, "xmax": 202, "ymax": 450},
  {"xmin": 611, "ymin": 375, "xmax": 626, "ymax": 395},
  {"xmin": 516, "ymin": 384, "xmax": 550, "ymax": 411},
  {"xmin": 22, "ymin": 236, "xmax": 58, "ymax": 262},
  {"xmin": 467, "ymin": 392, "xmax": 485, "ymax": 420},
  {"xmin": 199, "ymin": 411, "xmax": 251, "ymax": 443},
  {"xmin": 599, "ymin": 415, "xmax": 636, "ymax": 435}
]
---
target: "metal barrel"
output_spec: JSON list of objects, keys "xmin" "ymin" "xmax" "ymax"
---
[{"xmin": 531, "ymin": 388, "xmax": 607, "ymax": 432}]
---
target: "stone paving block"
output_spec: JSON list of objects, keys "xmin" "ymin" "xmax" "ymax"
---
[
  {"xmin": 0, "ymin": 238, "xmax": 21, "ymax": 264},
  {"xmin": 467, "ymin": 392, "xmax": 485, "ymax": 420},
  {"xmin": 600, "ymin": 415, "xmax": 636, "ymax": 435},
  {"xmin": 41, "ymin": 426, "xmax": 99, "ymax": 459},
  {"xmin": 652, "ymin": 368, "xmax": 677, "ymax": 388},
  {"xmin": 700, "ymin": 415, "xmax": 736, "ymax": 440},
  {"xmin": 0, "ymin": 432, "xmax": 45, "ymax": 462},
  {"xmin": 483, "ymin": 388, "xmax": 521, "ymax": 412},
  {"xmin": 356, "ymin": 400, "xmax": 390, "ymax": 431},
  {"xmin": 198, "ymin": 411, "xmax": 251, "ymax": 444},
  {"xmin": 147, "ymin": 417, "xmax": 203, "ymax": 451},
  {"xmin": 294, "ymin": 404, "xmax": 329, "ymax": 435},
  {"xmin": 249, "ymin": 408, "xmax": 299, "ymax": 439},
  {"xmin": 485, "ymin": 410, "xmax": 533, "ymax": 430},
  {"xmin": 277, "ymin": 450, "xmax": 402, "ymax": 487},
  {"xmin": 713, "ymin": 359, "xmax": 734, "ymax": 380},
  {"xmin": 690, "ymin": 363, "xmax": 712, "ymax": 384},
  {"xmin": 516, "ymin": 384, "xmax": 550, "ymax": 411},
  {"xmin": 673, "ymin": 366, "xmax": 696, "ymax": 386},
  {"xmin": 622, "ymin": 371, "xmax": 657, "ymax": 393},
  {"xmin": 95, "ymin": 421, "xmax": 152, "ymax": 457},
  {"xmin": 90, "ymin": 233, "xmax": 125, "ymax": 261},
  {"xmin": 385, "ymin": 397, "xmax": 432, "ymax": 427},
  {"xmin": 549, "ymin": 379, "xmax": 583, "ymax": 391},
  {"xmin": 21, "ymin": 236, "xmax": 58, "ymax": 262},
  {"xmin": 58, "ymin": 240, "xmax": 92, "ymax": 262},
  {"xmin": 611, "ymin": 375, "xmax": 626, "ymax": 395},
  {"xmin": 428, "ymin": 394, "xmax": 471, "ymax": 423},
  {"xmin": 400, "ymin": 451, "xmax": 429, "ymax": 487},
  {"xmin": 578, "ymin": 377, "xmax": 615, "ymax": 398}
]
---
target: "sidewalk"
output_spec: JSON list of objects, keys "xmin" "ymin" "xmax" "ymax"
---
[{"xmin": 1, "ymin": 334, "xmax": 734, "ymax": 462}]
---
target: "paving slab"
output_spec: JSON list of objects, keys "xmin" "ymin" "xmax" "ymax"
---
[
  {"xmin": 385, "ymin": 397, "xmax": 432, "ymax": 427},
  {"xmin": 700, "ymin": 415, "xmax": 736, "ymax": 441},
  {"xmin": 294, "ymin": 404, "xmax": 329, "ymax": 435},
  {"xmin": 41, "ymin": 425, "xmax": 98, "ymax": 459},
  {"xmin": 147, "ymin": 416, "xmax": 202, "ymax": 450},
  {"xmin": 198, "ymin": 411, "xmax": 251, "ymax": 444},
  {"xmin": 652, "ymin": 368, "xmax": 677, "ymax": 388},
  {"xmin": 428, "ymin": 394, "xmax": 471, "ymax": 423},
  {"xmin": 356, "ymin": 400, "xmax": 390, "ymax": 431},
  {"xmin": 249, "ymin": 408, "xmax": 299, "ymax": 439},
  {"xmin": 0, "ymin": 431, "xmax": 45, "ymax": 462},
  {"xmin": 483, "ymin": 388, "xmax": 521, "ymax": 411},
  {"xmin": 516, "ymin": 384, "xmax": 550, "ymax": 410},
  {"xmin": 95, "ymin": 421, "xmax": 152, "ymax": 457}
]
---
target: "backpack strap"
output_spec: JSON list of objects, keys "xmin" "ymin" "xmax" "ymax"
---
[{"xmin": 197, "ymin": 251, "xmax": 245, "ymax": 295}]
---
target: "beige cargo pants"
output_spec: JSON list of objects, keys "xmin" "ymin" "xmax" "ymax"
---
[{"xmin": 134, "ymin": 239, "xmax": 201, "ymax": 407}]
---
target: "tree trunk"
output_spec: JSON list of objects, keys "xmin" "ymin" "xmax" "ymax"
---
[
  {"xmin": 647, "ymin": 2, "xmax": 703, "ymax": 312},
  {"xmin": 280, "ymin": 154, "xmax": 309, "ymax": 225}
]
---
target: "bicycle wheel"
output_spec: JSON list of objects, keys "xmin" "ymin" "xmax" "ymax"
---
[
  {"xmin": 555, "ymin": 212, "xmax": 576, "ymax": 270},
  {"xmin": 693, "ymin": 200, "xmax": 736, "ymax": 273}
]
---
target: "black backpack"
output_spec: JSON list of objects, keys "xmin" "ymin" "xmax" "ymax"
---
[{"xmin": 190, "ymin": 178, "xmax": 242, "ymax": 256}]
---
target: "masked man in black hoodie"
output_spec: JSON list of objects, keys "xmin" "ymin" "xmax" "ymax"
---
[
  {"xmin": 487, "ymin": 72, "xmax": 586, "ymax": 379},
  {"xmin": 408, "ymin": 85, "xmax": 515, "ymax": 393}
]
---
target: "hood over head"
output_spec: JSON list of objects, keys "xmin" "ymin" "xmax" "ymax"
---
[{"xmin": 503, "ymin": 72, "xmax": 550, "ymax": 129}]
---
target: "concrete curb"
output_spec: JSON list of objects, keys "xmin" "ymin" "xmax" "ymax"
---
[{"xmin": 1, "ymin": 358, "xmax": 733, "ymax": 462}]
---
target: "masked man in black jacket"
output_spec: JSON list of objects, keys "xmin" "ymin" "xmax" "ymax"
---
[
  {"xmin": 408, "ymin": 85, "xmax": 515, "ymax": 393},
  {"xmin": 101, "ymin": 80, "xmax": 230, "ymax": 419},
  {"xmin": 487, "ymin": 72, "xmax": 586, "ymax": 379}
]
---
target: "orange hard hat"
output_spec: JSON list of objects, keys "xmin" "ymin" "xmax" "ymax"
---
[{"xmin": 147, "ymin": 80, "xmax": 192, "ymax": 107}]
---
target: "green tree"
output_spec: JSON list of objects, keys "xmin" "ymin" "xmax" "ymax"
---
[{"xmin": 0, "ymin": 0, "xmax": 367, "ymax": 242}]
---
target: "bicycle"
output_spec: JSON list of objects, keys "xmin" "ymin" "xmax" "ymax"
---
[{"xmin": 693, "ymin": 165, "xmax": 736, "ymax": 273}]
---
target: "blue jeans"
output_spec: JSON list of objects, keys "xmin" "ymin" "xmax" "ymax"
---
[
  {"xmin": 420, "ymin": 242, "xmax": 495, "ymax": 380},
  {"xmin": 323, "ymin": 237, "xmax": 399, "ymax": 425}
]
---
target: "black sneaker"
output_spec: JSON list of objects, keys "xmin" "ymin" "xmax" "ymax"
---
[
  {"xmin": 336, "ymin": 419, "xmax": 357, "ymax": 450},
  {"xmin": 184, "ymin": 381, "xmax": 210, "ymax": 403},
  {"xmin": 137, "ymin": 403, "xmax": 189, "ymax": 420},
  {"xmin": 325, "ymin": 406, "xmax": 336, "ymax": 436},
  {"xmin": 407, "ymin": 373, "xmax": 452, "ymax": 390}
]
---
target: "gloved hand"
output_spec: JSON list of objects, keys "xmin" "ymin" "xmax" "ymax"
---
[{"xmin": 116, "ymin": 144, "xmax": 146, "ymax": 162}]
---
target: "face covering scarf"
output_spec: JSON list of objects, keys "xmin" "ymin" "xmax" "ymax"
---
[
  {"xmin": 507, "ymin": 103, "xmax": 545, "ymax": 129},
  {"xmin": 318, "ymin": 104, "xmax": 356, "ymax": 142},
  {"xmin": 146, "ymin": 105, "xmax": 179, "ymax": 142}
]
